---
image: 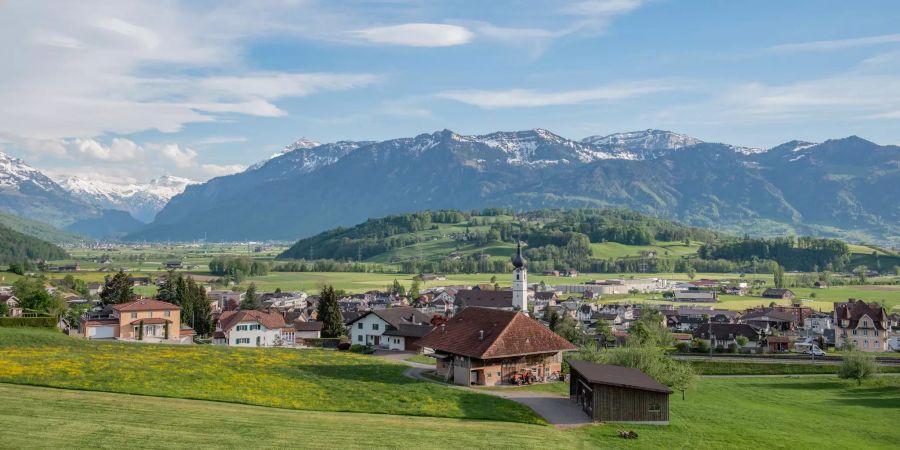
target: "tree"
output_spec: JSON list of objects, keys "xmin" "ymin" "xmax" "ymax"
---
[
  {"xmin": 838, "ymin": 351, "xmax": 877, "ymax": 386},
  {"xmin": 736, "ymin": 335, "xmax": 749, "ymax": 348},
  {"xmin": 138, "ymin": 320, "xmax": 144, "ymax": 340},
  {"xmin": 773, "ymin": 263, "xmax": 785, "ymax": 289},
  {"xmin": 99, "ymin": 270, "xmax": 134, "ymax": 305},
  {"xmin": 686, "ymin": 268, "xmax": 696, "ymax": 280},
  {"xmin": 164, "ymin": 321, "xmax": 170, "ymax": 340},
  {"xmin": 391, "ymin": 279, "xmax": 406, "ymax": 296},
  {"xmin": 571, "ymin": 343, "xmax": 695, "ymax": 399},
  {"xmin": 553, "ymin": 315, "xmax": 588, "ymax": 346},
  {"xmin": 317, "ymin": 285, "xmax": 345, "ymax": 338},
  {"xmin": 628, "ymin": 310, "xmax": 671, "ymax": 348},
  {"xmin": 409, "ymin": 279, "xmax": 421, "ymax": 301},
  {"xmin": 13, "ymin": 276, "xmax": 55, "ymax": 313},
  {"xmin": 240, "ymin": 283, "xmax": 261, "ymax": 310},
  {"xmin": 855, "ymin": 265, "xmax": 868, "ymax": 283},
  {"xmin": 593, "ymin": 318, "xmax": 615, "ymax": 348},
  {"xmin": 157, "ymin": 270, "xmax": 178, "ymax": 304}
]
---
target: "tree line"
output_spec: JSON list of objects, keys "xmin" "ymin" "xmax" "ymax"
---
[{"xmin": 698, "ymin": 236, "xmax": 850, "ymax": 271}]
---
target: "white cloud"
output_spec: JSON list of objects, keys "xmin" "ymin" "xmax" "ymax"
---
[
  {"xmin": 154, "ymin": 143, "xmax": 198, "ymax": 169},
  {"xmin": 770, "ymin": 33, "xmax": 900, "ymax": 53},
  {"xmin": 437, "ymin": 81, "xmax": 674, "ymax": 108},
  {"xmin": 353, "ymin": 23, "xmax": 474, "ymax": 47},
  {"xmin": 0, "ymin": 2, "xmax": 378, "ymax": 141},
  {"xmin": 563, "ymin": 0, "xmax": 646, "ymax": 16},
  {"xmin": 200, "ymin": 163, "xmax": 247, "ymax": 177}
]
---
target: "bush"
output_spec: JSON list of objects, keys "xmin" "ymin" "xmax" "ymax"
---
[
  {"xmin": 838, "ymin": 351, "xmax": 878, "ymax": 386},
  {"xmin": 675, "ymin": 342, "xmax": 690, "ymax": 353},
  {"xmin": 336, "ymin": 342, "xmax": 351, "ymax": 351},
  {"xmin": 693, "ymin": 338, "xmax": 710, "ymax": 354},
  {"xmin": 0, "ymin": 316, "xmax": 57, "ymax": 328},
  {"xmin": 727, "ymin": 343, "xmax": 738, "ymax": 354},
  {"xmin": 348, "ymin": 344, "xmax": 374, "ymax": 354}
]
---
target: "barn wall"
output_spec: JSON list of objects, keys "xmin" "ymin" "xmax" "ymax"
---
[{"xmin": 594, "ymin": 384, "xmax": 669, "ymax": 423}]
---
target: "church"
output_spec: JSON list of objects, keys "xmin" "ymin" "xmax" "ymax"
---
[{"xmin": 452, "ymin": 241, "xmax": 530, "ymax": 314}]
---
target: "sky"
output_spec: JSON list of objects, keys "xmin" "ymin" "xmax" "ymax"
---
[{"xmin": 1, "ymin": 0, "xmax": 899, "ymax": 183}]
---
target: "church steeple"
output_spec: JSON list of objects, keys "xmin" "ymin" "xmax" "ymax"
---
[
  {"xmin": 511, "ymin": 240, "xmax": 528, "ymax": 313},
  {"xmin": 511, "ymin": 241, "xmax": 526, "ymax": 269}
]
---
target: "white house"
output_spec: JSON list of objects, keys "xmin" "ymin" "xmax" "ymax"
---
[
  {"xmin": 213, "ymin": 310, "xmax": 292, "ymax": 347},
  {"xmin": 803, "ymin": 312, "xmax": 833, "ymax": 333},
  {"xmin": 1, "ymin": 294, "xmax": 22, "ymax": 317},
  {"xmin": 347, "ymin": 306, "xmax": 432, "ymax": 351}
]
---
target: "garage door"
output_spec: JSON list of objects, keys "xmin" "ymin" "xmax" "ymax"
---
[{"xmin": 89, "ymin": 325, "xmax": 116, "ymax": 339}]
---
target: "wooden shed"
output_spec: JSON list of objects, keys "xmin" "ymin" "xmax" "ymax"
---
[{"xmin": 568, "ymin": 360, "xmax": 672, "ymax": 425}]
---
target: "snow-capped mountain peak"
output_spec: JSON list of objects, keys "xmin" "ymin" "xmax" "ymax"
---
[
  {"xmin": 0, "ymin": 151, "xmax": 60, "ymax": 191},
  {"xmin": 581, "ymin": 129, "xmax": 704, "ymax": 160},
  {"xmin": 59, "ymin": 175, "xmax": 198, "ymax": 223}
]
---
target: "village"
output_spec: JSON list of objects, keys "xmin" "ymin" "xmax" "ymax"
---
[{"xmin": 2, "ymin": 242, "xmax": 897, "ymax": 436}]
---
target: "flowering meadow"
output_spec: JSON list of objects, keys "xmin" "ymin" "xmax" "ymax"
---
[{"xmin": 0, "ymin": 328, "xmax": 542, "ymax": 424}]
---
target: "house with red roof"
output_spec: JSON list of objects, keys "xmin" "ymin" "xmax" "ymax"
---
[
  {"xmin": 416, "ymin": 306, "xmax": 576, "ymax": 386},
  {"xmin": 212, "ymin": 309, "xmax": 294, "ymax": 347},
  {"xmin": 78, "ymin": 299, "xmax": 194, "ymax": 344}
]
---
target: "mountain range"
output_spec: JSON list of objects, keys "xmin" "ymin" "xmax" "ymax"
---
[
  {"xmin": 58, "ymin": 175, "xmax": 197, "ymax": 223},
  {"xmin": 0, "ymin": 152, "xmax": 189, "ymax": 239},
  {"xmin": 121, "ymin": 129, "xmax": 899, "ymax": 244}
]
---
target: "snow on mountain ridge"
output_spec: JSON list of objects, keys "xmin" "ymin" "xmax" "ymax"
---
[
  {"xmin": 59, "ymin": 175, "xmax": 197, "ymax": 222},
  {"xmin": 581, "ymin": 129, "xmax": 704, "ymax": 160}
]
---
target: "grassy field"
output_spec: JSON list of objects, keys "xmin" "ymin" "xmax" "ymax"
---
[
  {"xmin": 590, "ymin": 241, "xmax": 700, "ymax": 259},
  {"xmin": 688, "ymin": 360, "xmax": 900, "ymax": 375},
  {"xmin": 0, "ymin": 328, "xmax": 540, "ymax": 424},
  {"xmin": 4, "ymin": 376, "xmax": 898, "ymax": 449}
]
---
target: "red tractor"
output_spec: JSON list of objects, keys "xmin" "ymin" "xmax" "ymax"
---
[{"xmin": 508, "ymin": 370, "xmax": 536, "ymax": 385}]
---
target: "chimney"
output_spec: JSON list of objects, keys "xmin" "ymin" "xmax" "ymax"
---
[{"xmin": 479, "ymin": 330, "xmax": 484, "ymax": 341}]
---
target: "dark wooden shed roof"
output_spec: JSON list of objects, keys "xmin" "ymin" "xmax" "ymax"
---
[{"xmin": 568, "ymin": 359, "xmax": 672, "ymax": 394}]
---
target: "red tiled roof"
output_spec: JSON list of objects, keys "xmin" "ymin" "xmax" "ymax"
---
[
  {"xmin": 129, "ymin": 318, "xmax": 171, "ymax": 325},
  {"xmin": 416, "ymin": 307, "xmax": 576, "ymax": 359},
  {"xmin": 217, "ymin": 309, "xmax": 286, "ymax": 331},
  {"xmin": 113, "ymin": 299, "xmax": 180, "ymax": 312}
]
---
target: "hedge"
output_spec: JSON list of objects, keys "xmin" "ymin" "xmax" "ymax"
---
[{"xmin": 0, "ymin": 316, "xmax": 57, "ymax": 328}]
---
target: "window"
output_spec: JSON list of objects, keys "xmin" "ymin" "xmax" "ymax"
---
[
  {"xmin": 235, "ymin": 338, "xmax": 250, "ymax": 344},
  {"xmin": 357, "ymin": 322, "xmax": 363, "ymax": 329},
  {"xmin": 852, "ymin": 329, "xmax": 857, "ymax": 335},
  {"xmin": 249, "ymin": 324, "xmax": 261, "ymax": 331},
  {"xmin": 372, "ymin": 323, "xmax": 379, "ymax": 331},
  {"xmin": 131, "ymin": 312, "xmax": 138, "ymax": 319},
  {"xmin": 648, "ymin": 404, "xmax": 661, "ymax": 413},
  {"xmin": 165, "ymin": 311, "xmax": 171, "ymax": 317},
  {"xmin": 357, "ymin": 335, "xmax": 362, "ymax": 342},
  {"xmin": 864, "ymin": 340, "xmax": 869, "ymax": 348},
  {"xmin": 863, "ymin": 330, "xmax": 868, "ymax": 336}
]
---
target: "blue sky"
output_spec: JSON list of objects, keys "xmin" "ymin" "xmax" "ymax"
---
[{"xmin": 1, "ymin": 0, "xmax": 899, "ymax": 182}]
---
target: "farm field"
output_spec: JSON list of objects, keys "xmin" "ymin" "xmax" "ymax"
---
[
  {"xmin": 2, "ymin": 365, "xmax": 898, "ymax": 449},
  {"xmin": 590, "ymin": 241, "xmax": 700, "ymax": 259},
  {"xmin": 0, "ymin": 328, "xmax": 539, "ymax": 424}
]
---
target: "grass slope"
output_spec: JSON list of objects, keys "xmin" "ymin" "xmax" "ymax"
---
[
  {"xmin": 0, "ymin": 328, "xmax": 540, "ymax": 424},
  {"xmin": 3, "ymin": 376, "xmax": 898, "ymax": 449}
]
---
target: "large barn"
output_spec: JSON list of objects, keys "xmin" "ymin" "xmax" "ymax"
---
[
  {"xmin": 568, "ymin": 359, "xmax": 672, "ymax": 424},
  {"xmin": 416, "ymin": 306, "xmax": 576, "ymax": 386}
]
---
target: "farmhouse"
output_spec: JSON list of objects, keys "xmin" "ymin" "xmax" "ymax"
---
[
  {"xmin": 213, "ymin": 309, "xmax": 293, "ymax": 347},
  {"xmin": 833, "ymin": 299, "xmax": 889, "ymax": 352},
  {"xmin": 741, "ymin": 308, "xmax": 797, "ymax": 332},
  {"xmin": 762, "ymin": 288, "xmax": 795, "ymax": 300},
  {"xmin": 347, "ymin": 306, "xmax": 433, "ymax": 351},
  {"xmin": 692, "ymin": 323, "xmax": 763, "ymax": 349},
  {"xmin": 568, "ymin": 359, "xmax": 672, "ymax": 424},
  {"xmin": 78, "ymin": 299, "xmax": 193, "ymax": 344},
  {"xmin": 416, "ymin": 307, "xmax": 576, "ymax": 386},
  {"xmin": 165, "ymin": 261, "xmax": 183, "ymax": 269},
  {"xmin": 454, "ymin": 289, "xmax": 514, "ymax": 311}
]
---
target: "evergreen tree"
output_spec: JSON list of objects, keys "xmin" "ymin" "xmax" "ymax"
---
[
  {"xmin": 409, "ymin": 279, "xmax": 421, "ymax": 300},
  {"xmin": 99, "ymin": 270, "xmax": 134, "ymax": 305},
  {"xmin": 240, "ymin": 283, "xmax": 261, "ymax": 310},
  {"xmin": 317, "ymin": 285, "xmax": 345, "ymax": 338},
  {"xmin": 157, "ymin": 270, "xmax": 178, "ymax": 304},
  {"xmin": 189, "ymin": 277, "xmax": 212, "ymax": 336}
]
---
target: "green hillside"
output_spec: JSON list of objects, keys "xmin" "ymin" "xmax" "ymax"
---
[
  {"xmin": 278, "ymin": 209, "xmax": 714, "ymax": 272},
  {"xmin": 0, "ymin": 212, "xmax": 85, "ymax": 243},
  {"xmin": 0, "ymin": 223, "xmax": 69, "ymax": 263},
  {"xmin": 277, "ymin": 208, "xmax": 887, "ymax": 276}
]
